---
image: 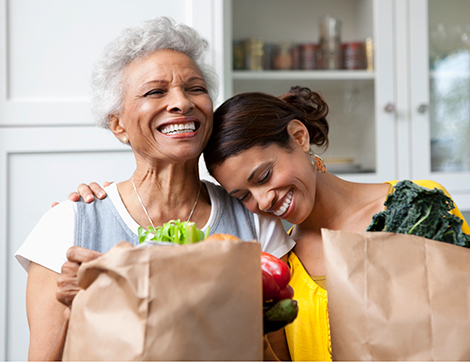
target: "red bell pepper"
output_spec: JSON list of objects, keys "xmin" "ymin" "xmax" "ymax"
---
[{"xmin": 261, "ymin": 252, "xmax": 293, "ymax": 302}]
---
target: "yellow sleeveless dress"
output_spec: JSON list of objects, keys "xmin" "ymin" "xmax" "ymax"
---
[{"xmin": 284, "ymin": 180, "xmax": 470, "ymax": 361}]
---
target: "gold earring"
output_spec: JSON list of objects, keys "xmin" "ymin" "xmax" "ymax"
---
[{"xmin": 310, "ymin": 151, "xmax": 326, "ymax": 173}]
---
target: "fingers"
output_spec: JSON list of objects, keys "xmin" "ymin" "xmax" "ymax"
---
[
  {"xmin": 76, "ymin": 182, "xmax": 107, "ymax": 203},
  {"xmin": 56, "ymin": 247, "xmax": 103, "ymax": 307},
  {"xmin": 103, "ymin": 181, "xmax": 113, "ymax": 187},
  {"xmin": 68, "ymin": 192, "xmax": 81, "ymax": 202},
  {"xmin": 76, "ymin": 183, "xmax": 96, "ymax": 203},
  {"xmin": 51, "ymin": 202, "xmax": 59, "ymax": 208},
  {"xmin": 57, "ymin": 261, "xmax": 81, "ymax": 307},
  {"xmin": 66, "ymin": 246, "xmax": 103, "ymax": 263},
  {"xmin": 89, "ymin": 182, "xmax": 107, "ymax": 199}
]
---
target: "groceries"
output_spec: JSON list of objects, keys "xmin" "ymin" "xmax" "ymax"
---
[
  {"xmin": 366, "ymin": 180, "xmax": 470, "ymax": 247},
  {"xmin": 138, "ymin": 219, "xmax": 209, "ymax": 245},
  {"xmin": 138, "ymin": 225, "xmax": 299, "ymax": 335}
]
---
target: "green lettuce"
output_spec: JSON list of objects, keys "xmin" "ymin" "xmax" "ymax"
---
[{"xmin": 138, "ymin": 219, "xmax": 210, "ymax": 245}]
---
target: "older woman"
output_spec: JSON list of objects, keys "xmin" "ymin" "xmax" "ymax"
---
[{"xmin": 15, "ymin": 18, "xmax": 293, "ymax": 361}]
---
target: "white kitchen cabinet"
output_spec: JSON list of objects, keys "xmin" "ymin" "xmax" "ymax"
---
[
  {"xmin": 219, "ymin": 0, "xmax": 396, "ymax": 184},
  {"xmin": 217, "ymin": 0, "xmax": 470, "ymax": 211},
  {"xmin": 407, "ymin": 0, "xmax": 470, "ymax": 210}
]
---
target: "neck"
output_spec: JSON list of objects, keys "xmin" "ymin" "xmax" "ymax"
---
[
  {"xmin": 117, "ymin": 162, "xmax": 209, "ymax": 228},
  {"xmin": 295, "ymin": 173, "xmax": 354, "ymax": 234}
]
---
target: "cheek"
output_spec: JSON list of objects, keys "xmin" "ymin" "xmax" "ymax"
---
[{"xmin": 201, "ymin": 98, "xmax": 214, "ymax": 120}]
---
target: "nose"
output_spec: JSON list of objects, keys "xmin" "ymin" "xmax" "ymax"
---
[
  {"xmin": 167, "ymin": 88, "xmax": 194, "ymax": 114},
  {"xmin": 253, "ymin": 188, "xmax": 275, "ymax": 213}
]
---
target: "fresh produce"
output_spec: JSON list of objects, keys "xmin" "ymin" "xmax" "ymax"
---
[
  {"xmin": 204, "ymin": 233, "xmax": 241, "ymax": 242},
  {"xmin": 366, "ymin": 180, "xmax": 470, "ymax": 247},
  {"xmin": 261, "ymin": 251, "xmax": 298, "ymax": 334},
  {"xmin": 261, "ymin": 251, "xmax": 293, "ymax": 302},
  {"xmin": 263, "ymin": 299, "xmax": 299, "ymax": 335},
  {"xmin": 138, "ymin": 219, "xmax": 209, "ymax": 245}
]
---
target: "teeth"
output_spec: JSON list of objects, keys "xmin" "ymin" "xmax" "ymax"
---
[
  {"xmin": 160, "ymin": 122, "xmax": 196, "ymax": 135},
  {"xmin": 274, "ymin": 190, "xmax": 293, "ymax": 217}
]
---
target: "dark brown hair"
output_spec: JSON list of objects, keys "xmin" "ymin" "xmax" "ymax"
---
[{"xmin": 203, "ymin": 86, "xmax": 329, "ymax": 174}]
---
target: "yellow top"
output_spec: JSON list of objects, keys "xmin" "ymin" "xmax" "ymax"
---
[
  {"xmin": 285, "ymin": 252, "xmax": 331, "ymax": 361},
  {"xmin": 284, "ymin": 180, "xmax": 470, "ymax": 361}
]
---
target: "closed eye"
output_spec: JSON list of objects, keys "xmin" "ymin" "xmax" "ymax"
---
[
  {"xmin": 189, "ymin": 86, "xmax": 208, "ymax": 93},
  {"xmin": 259, "ymin": 167, "xmax": 272, "ymax": 184},
  {"xmin": 238, "ymin": 192, "xmax": 251, "ymax": 202},
  {"xmin": 144, "ymin": 89, "xmax": 165, "ymax": 97}
]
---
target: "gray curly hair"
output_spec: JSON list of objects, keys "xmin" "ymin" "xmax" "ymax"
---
[{"xmin": 91, "ymin": 17, "xmax": 219, "ymax": 128}]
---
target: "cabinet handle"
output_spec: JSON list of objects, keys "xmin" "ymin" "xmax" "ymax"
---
[
  {"xmin": 384, "ymin": 103, "xmax": 395, "ymax": 113},
  {"xmin": 417, "ymin": 104, "xmax": 429, "ymax": 114}
]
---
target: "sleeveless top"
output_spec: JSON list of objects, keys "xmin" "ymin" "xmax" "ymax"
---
[
  {"xmin": 75, "ymin": 181, "xmax": 257, "ymax": 253},
  {"xmin": 284, "ymin": 179, "xmax": 470, "ymax": 361}
]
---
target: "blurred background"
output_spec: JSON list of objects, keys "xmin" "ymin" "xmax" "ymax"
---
[{"xmin": 1, "ymin": 0, "xmax": 470, "ymax": 360}]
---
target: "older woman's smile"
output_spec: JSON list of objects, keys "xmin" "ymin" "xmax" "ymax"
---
[{"xmin": 159, "ymin": 120, "xmax": 199, "ymax": 135}]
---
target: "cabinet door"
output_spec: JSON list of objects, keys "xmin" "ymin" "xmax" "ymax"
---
[
  {"xmin": 222, "ymin": 0, "xmax": 396, "ymax": 183},
  {"xmin": 409, "ymin": 0, "xmax": 470, "ymax": 210},
  {"xmin": 0, "ymin": 0, "xmax": 217, "ymax": 127}
]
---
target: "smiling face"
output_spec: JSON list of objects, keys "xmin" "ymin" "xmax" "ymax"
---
[
  {"xmin": 110, "ymin": 49, "xmax": 213, "ymax": 165},
  {"xmin": 212, "ymin": 121, "xmax": 317, "ymax": 225}
]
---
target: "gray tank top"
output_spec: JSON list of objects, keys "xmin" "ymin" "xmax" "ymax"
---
[{"xmin": 75, "ymin": 181, "xmax": 258, "ymax": 253}]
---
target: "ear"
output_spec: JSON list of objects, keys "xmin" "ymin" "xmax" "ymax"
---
[
  {"xmin": 108, "ymin": 114, "xmax": 128, "ymax": 142},
  {"xmin": 287, "ymin": 119, "xmax": 310, "ymax": 152}
]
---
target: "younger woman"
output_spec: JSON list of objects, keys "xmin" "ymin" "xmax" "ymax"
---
[{"xmin": 203, "ymin": 86, "xmax": 470, "ymax": 361}]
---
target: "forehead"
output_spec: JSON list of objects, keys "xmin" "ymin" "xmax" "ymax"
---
[{"xmin": 123, "ymin": 49, "xmax": 205, "ymax": 84}]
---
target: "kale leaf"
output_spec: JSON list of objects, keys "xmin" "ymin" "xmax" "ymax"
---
[{"xmin": 366, "ymin": 180, "xmax": 470, "ymax": 248}]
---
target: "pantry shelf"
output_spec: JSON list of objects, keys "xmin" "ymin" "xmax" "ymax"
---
[{"xmin": 232, "ymin": 70, "xmax": 375, "ymax": 81}]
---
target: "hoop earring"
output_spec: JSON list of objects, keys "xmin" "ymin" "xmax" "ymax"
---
[{"xmin": 310, "ymin": 151, "xmax": 327, "ymax": 173}]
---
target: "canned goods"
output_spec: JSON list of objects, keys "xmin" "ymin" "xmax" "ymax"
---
[
  {"xmin": 263, "ymin": 43, "xmax": 277, "ymax": 70},
  {"xmin": 299, "ymin": 43, "xmax": 319, "ymax": 69},
  {"xmin": 273, "ymin": 42, "xmax": 294, "ymax": 70},
  {"xmin": 244, "ymin": 38, "xmax": 264, "ymax": 70},
  {"xmin": 342, "ymin": 42, "xmax": 366, "ymax": 70},
  {"xmin": 233, "ymin": 40, "xmax": 245, "ymax": 70}
]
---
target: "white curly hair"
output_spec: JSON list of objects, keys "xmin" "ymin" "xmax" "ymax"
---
[{"xmin": 91, "ymin": 17, "xmax": 218, "ymax": 128}]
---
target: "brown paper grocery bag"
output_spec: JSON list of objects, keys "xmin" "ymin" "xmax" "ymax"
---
[
  {"xmin": 63, "ymin": 240, "xmax": 263, "ymax": 361},
  {"xmin": 322, "ymin": 229, "xmax": 470, "ymax": 361}
]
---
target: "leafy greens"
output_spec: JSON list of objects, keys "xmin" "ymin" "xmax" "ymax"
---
[
  {"xmin": 366, "ymin": 180, "xmax": 470, "ymax": 248},
  {"xmin": 138, "ymin": 219, "xmax": 209, "ymax": 245}
]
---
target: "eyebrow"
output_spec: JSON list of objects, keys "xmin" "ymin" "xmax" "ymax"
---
[
  {"xmin": 140, "ymin": 76, "xmax": 206, "ymax": 88},
  {"xmin": 228, "ymin": 161, "xmax": 270, "ymax": 196}
]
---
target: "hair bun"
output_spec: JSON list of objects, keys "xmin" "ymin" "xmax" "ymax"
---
[{"xmin": 280, "ymin": 86, "xmax": 329, "ymax": 120}]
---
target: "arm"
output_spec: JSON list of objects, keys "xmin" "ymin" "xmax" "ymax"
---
[{"xmin": 26, "ymin": 262, "xmax": 68, "ymax": 361}]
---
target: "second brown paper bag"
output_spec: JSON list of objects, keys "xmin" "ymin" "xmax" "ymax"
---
[
  {"xmin": 63, "ymin": 239, "xmax": 263, "ymax": 361},
  {"xmin": 322, "ymin": 229, "xmax": 470, "ymax": 361}
]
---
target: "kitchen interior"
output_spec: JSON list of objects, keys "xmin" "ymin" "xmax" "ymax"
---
[
  {"xmin": 225, "ymin": 0, "xmax": 470, "ymax": 225},
  {"xmin": 1, "ymin": 0, "xmax": 470, "ymax": 360}
]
